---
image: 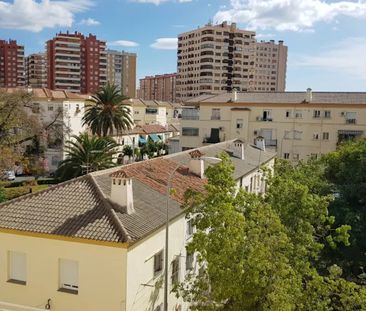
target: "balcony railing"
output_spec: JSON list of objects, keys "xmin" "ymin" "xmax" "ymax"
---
[
  {"xmin": 346, "ymin": 119, "xmax": 356, "ymax": 124},
  {"xmin": 265, "ymin": 139, "xmax": 277, "ymax": 147}
]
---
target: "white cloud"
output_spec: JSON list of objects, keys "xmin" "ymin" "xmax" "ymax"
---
[
  {"xmin": 214, "ymin": 0, "xmax": 366, "ymax": 32},
  {"xmin": 0, "ymin": 0, "xmax": 93, "ymax": 32},
  {"xmin": 79, "ymin": 17, "xmax": 100, "ymax": 26},
  {"xmin": 131, "ymin": 0, "xmax": 191, "ymax": 5},
  {"xmin": 150, "ymin": 38, "xmax": 178, "ymax": 50},
  {"xmin": 294, "ymin": 37, "xmax": 366, "ymax": 80},
  {"xmin": 108, "ymin": 40, "xmax": 139, "ymax": 47}
]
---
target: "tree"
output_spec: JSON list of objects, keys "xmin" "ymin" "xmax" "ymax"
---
[
  {"xmin": 82, "ymin": 83, "xmax": 133, "ymax": 137},
  {"xmin": 0, "ymin": 187, "xmax": 6, "ymax": 203},
  {"xmin": 56, "ymin": 133, "xmax": 119, "ymax": 181},
  {"xmin": 122, "ymin": 145, "xmax": 133, "ymax": 159},
  {"xmin": 322, "ymin": 139, "xmax": 366, "ymax": 281},
  {"xmin": 176, "ymin": 153, "xmax": 365, "ymax": 310}
]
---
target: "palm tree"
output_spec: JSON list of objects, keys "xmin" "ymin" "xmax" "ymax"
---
[
  {"xmin": 56, "ymin": 133, "xmax": 119, "ymax": 180},
  {"xmin": 82, "ymin": 83, "xmax": 133, "ymax": 137},
  {"xmin": 122, "ymin": 145, "xmax": 133, "ymax": 163}
]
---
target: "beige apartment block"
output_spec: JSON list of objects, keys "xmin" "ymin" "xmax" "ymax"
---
[
  {"xmin": 107, "ymin": 50, "xmax": 137, "ymax": 98},
  {"xmin": 139, "ymin": 73, "xmax": 177, "ymax": 102},
  {"xmin": 180, "ymin": 89, "xmax": 366, "ymax": 161},
  {"xmin": 255, "ymin": 40, "xmax": 287, "ymax": 92},
  {"xmin": 176, "ymin": 22, "xmax": 287, "ymax": 102},
  {"xmin": 25, "ymin": 53, "xmax": 47, "ymax": 88}
]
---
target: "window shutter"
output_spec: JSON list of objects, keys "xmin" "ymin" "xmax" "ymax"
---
[
  {"xmin": 10, "ymin": 252, "xmax": 26, "ymax": 282},
  {"xmin": 60, "ymin": 259, "xmax": 79, "ymax": 290}
]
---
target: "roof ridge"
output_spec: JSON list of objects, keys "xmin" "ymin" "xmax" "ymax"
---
[{"xmin": 88, "ymin": 174, "xmax": 132, "ymax": 243}]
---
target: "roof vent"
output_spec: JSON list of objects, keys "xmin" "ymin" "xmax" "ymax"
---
[
  {"xmin": 110, "ymin": 170, "xmax": 135, "ymax": 214},
  {"xmin": 232, "ymin": 139, "xmax": 245, "ymax": 160},
  {"xmin": 188, "ymin": 150, "xmax": 205, "ymax": 178},
  {"xmin": 306, "ymin": 88, "xmax": 312, "ymax": 103}
]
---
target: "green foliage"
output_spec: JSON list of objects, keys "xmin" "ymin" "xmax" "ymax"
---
[
  {"xmin": 176, "ymin": 153, "xmax": 365, "ymax": 311},
  {"xmin": 122, "ymin": 145, "xmax": 133, "ymax": 158},
  {"xmin": 82, "ymin": 83, "xmax": 133, "ymax": 137},
  {"xmin": 322, "ymin": 138, "xmax": 366, "ymax": 281},
  {"xmin": 56, "ymin": 133, "xmax": 119, "ymax": 181},
  {"xmin": 0, "ymin": 187, "xmax": 6, "ymax": 203}
]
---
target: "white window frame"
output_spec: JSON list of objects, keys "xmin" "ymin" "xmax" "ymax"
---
[
  {"xmin": 153, "ymin": 250, "xmax": 164, "ymax": 277},
  {"xmin": 8, "ymin": 251, "xmax": 27, "ymax": 285},
  {"xmin": 59, "ymin": 259, "xmax": 79, "ymax": 294}
]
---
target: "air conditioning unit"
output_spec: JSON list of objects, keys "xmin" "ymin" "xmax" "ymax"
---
[{"xmin": 219, "ymin": 126, "xmax": 225, "ymax": 131}]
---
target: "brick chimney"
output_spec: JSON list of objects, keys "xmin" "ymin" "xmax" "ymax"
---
[{"xmin": 110, "ymin": 170, "xmax": 135, "ymax": 214}]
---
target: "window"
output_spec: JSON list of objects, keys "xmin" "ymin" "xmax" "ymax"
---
[
  {"xmin": 284, "ymin": 153, "xmax": 290, "ymax": 159},
  {"xmin": 324, "ymin": 111, "xmax": 331, "ymax": 118},
  {"xmin": 310, "ymin": 153, "xmax": 318, "ymax": 160},
  {"xmin": 211, "ymin": 108, "xmax": 221, "ymax": 120},
  {"xmin": 313, "ymin": 133, "xmax": 319, "ymax": 140},
  {"xmin": 171, "ymin": 257, "xmax": 180, "ymax": 284},
  {"xmin": 313, "ymin": 110, "xmax": 321, "ymax": 118},
  {"xmin": 262, "ymin": 109, "xmax": 272, "ymax": 121},
  {"xmin": 294, "ymin": 130, "xmax": 302, "ymax": 140},
  {"xmin": 182, "ymin": 127, "xmax": 199, "ymax": 136},
  {"xmin": 154, "ymin": 250, "xmax": 164, "ymax": 276},
  {"xmin": 323, "ymin": 132, "xmax": 329, "ymax": 140},
  {"xmin": 8, "ymin": 251, "xmax": 26, "ymax": 285},
  {"xmin": 236, "ymin": 119, "xmax": 243, "ymax": 129},
  {"xmin": 186, "ymin": 219, "xmax": 194, "ymax": 238},
  {"xmin": 285, "ymin": 110, "xmax": 291, "ymax": 118},
  {"xmin": 186, "ymin": 253, "xmax": 194, "ymax": 271},
  {"xmin": 146, "ymin": 108, "xmax": 158, "ymax": 114},
  {"xmin": 345, "ymin": 112, "xmax": 356, "ymax": 124},
  {"xmin": 48, "ymin": 105, "xmax": 54, "ymax": 111},
  {"xmin": 294, "ymin": 110, "xmax": 302, "ymax": 118},
  {"xmin": 293, "ymin": 153, "xmax": 300, "ymax": 161},
  {"xmin": 59, "ymin": 259, "xmax": 79, "ymax": 294}
]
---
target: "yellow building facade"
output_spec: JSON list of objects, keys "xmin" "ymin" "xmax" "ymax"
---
[{"xmin": 181, "ymin": 90, "xmax": 366, "ymax": 160}]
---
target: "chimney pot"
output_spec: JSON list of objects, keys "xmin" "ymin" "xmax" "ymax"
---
[
  {"xmin": 110, "ymin": 170, "xmax": 135, "ymax": 214},
  {"xmin": 255, "ymin": 136, "xmax": 266, "ymax": 151},
  {"xmin": 232, "ymin": 139, "xmax": 245, "ymax": 160},
  {"xmin": 306, "ymin": 88, "xmax": 312, "ymax": 103}
]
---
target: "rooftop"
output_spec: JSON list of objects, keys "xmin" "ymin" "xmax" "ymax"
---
[
  {"xmin": 185, "ymin": 91, "xmax": 366, "ymax": 105},
  {"xmin": 0, "ymin": 141, "xmax": 275, "ymax": 245},
  {"xmin": 1, "ymin": 87, "xmax": 90, "ymax": 100}
]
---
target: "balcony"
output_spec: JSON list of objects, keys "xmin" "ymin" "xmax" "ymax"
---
[
  {"xmin": 346, "ymin": 119, "xmax": 356, "ymax": 124},
  {"xmin": 265, "ymin": 139, "xmax": 277, "ymax": 147}
]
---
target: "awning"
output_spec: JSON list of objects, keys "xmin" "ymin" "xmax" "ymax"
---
[
  {"xmin": 139, "ymin": 136, "xmax": 147, "ymax": 144},
  {"xmin": 338, "ymin": 130, "xmax": 364, "ymax": 135},
  {"xmin": 149, "ymin": 134, "xmax": 161, "ymax": 142}
]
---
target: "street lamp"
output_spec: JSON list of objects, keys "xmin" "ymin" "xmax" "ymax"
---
[{"xmin": 163, "ymin": 156, "xmax": 222, "ymax": 311}]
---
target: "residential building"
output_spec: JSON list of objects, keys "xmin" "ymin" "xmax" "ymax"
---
[
  {"xmin": 25, "ymin": 53, "xmax": 47, "ymax": 88},
  {"xmin": 180, "ymin": 89, "xmax": 366, "ymax": 161},
  {"xmin": 107, "ymin": 50, "xmax": 137, "ymax": 98},
  {"xmin": 139, "ymin": 73, "xmax": 177, "ymax": 102},
  {"xmin": 255, "ymin": 40, "xmax": 287, "ymax": 92},
  {"xmin": 176, "ymin": 22, "xmax": 287, "ymax": 101},
  {"xmin": 128, "ymin": 98, "xmax": 182, "ymax": 127},
  {"xmin": 21, "ymin": 88, "xmax": 88, "ymax": 172},
  {"xmin": 47, "ymin": 32, "xmax": 107, "ymax": 94},
  {"xmin": 0, "ymin": 140, "xmax": 275, "ymax": 311},
  {"xmin": 0, "ymin": 39, "xmax": 25, "ymax": 88}
]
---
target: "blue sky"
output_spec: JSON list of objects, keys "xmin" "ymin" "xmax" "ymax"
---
[{"xmin": 0, "ymin": 0, "xmax": 366, "ymax": 91}]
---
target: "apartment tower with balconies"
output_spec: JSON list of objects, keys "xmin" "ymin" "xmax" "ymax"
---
[
  {"xmin": 47, "ymin": 32, "xmax": 107, "ymax": 94},
  {"xmin": 139, "ymin": 73, "xmax": 177, "ymax": 102},
  {"xmin": 0, "ymin": 39, "xmax": 25, "ymax": 88},
  {"xmin": 176, "ymin": 22, "xmax": 288, "ymax": 101},
  {"xmin": 26, "ymin": 53, "xmax": 47, "ymax": 88},
  {"xmin": 106, "ymin": 50, "xmax": 137, "ymax": 98}
]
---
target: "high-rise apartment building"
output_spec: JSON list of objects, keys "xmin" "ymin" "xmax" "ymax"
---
[
  {"xmin": 106, "ymin": 50, "xmax": 137, "ymax": 98},
  {"xmin": 25, "ymin": 53, "xmax": 47, "ymax": 88},
  {"xmin": 139, "ymin": 73, "xmax": 177, "ymax": 102},
  {"xmin": 0, "ymin": 39, "xmax": 25, "ymax": 88},
  {"xmin": 176, "ymin": 22, "xmax": 287, "ymax": 101},
  {"xmin": 255, "ymin": 40, "xmax": 287, "ymax": 92},
  {"xmin": 47, "ymin": 32, "xmax": 107, "ymax": 94}
]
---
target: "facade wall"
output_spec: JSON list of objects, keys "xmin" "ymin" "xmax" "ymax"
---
[
  {"xmin": 0, "ymin": 232, "xmax": 127, "ymax": 311},
  {"xmin": 139, "ymin": 74, "xmax": 177, "ymax": 102},
  {"xmin": 26, "ymin": 53, "xmax": 47, "ymax": 88},
  {"xmin": 180, "ymin": 103, "xmax": 366, "ymax": 161},
  {"xmin": 47, "ymin": 32, "xmax": 107, "ymax": 94},
  {"xmin": 106, "ymin": 50, "xmax": 137, "ymax": 98},
  {"xmin": 176, "ymin": 22, "xmax": 288, "ymax": 101},
  {"xmin": 126, "ymin": 216, "xmax": 189, "ymax": 311},
  {"xmin": 0, "ymin": 40, "xmax": 25, "ymax": 88}
]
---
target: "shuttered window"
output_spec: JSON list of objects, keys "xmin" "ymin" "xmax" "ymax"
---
[
  {"xmin": 8, "ymin": 251, "xmax": 27, "ymax": 284},
  {"xmin": 59, "ymin": 259, "xmax": 79, "ymax": 294}
]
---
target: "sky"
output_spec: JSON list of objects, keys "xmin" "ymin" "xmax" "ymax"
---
[{"xmin": 0, "ymin": 0, "xmax": 366, "ymax": 91}]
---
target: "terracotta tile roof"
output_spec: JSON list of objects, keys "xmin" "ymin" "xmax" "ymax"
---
[
  {"xmin": 189, "ymin": 150, "xmax": 205, "ymax": 159},
  {"xmin": 0, "ymin": 140, "xmax": 276, "ymax": 244},
  {"xmin": 2, "ymin": 87, "xmax": 90, "ymax": 100},
  {"xmin": 141, "ymin": 124, "xmax": 168, "ymax": 134},
  {"xmin": 110, "ymin": 170, "xmax": 134, "ymax": 178}
]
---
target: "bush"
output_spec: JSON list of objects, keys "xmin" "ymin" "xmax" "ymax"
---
[{"xmin": 0, "ymin": 187, "xmax": 6, "ymax": 203}]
